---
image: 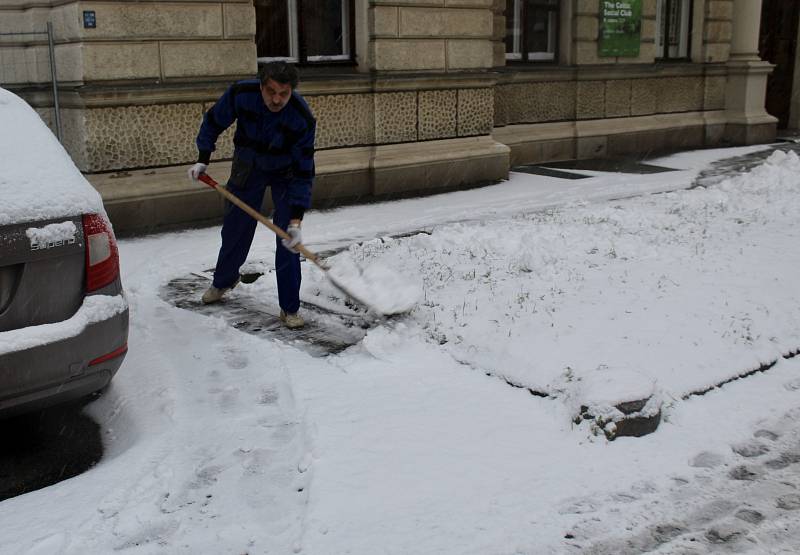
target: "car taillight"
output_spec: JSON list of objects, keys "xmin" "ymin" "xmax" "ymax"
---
[{"xmin": 82, "ymin": 213, "xmax": 120, "ymax": 292}]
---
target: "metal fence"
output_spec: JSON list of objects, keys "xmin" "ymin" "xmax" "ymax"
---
[{"xmin": 0, "ymin": 22, "xmax": 62, "ymax": 142}]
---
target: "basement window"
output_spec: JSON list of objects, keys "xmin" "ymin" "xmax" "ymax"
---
[
  {"xmin": 255, "ymin": 0, "xmax": 355, "ymax": 65},
  {"xmin": 655, "ymin": 0, "xmax": 693, "ymax": 60},
  {"xmin": 505, "ymin": 0, "xmax": 559, "ymax": 63}
]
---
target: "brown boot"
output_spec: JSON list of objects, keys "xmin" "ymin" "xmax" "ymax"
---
[
  {"xmin": 201, "ymin": 279, "xmax": 238, "ymax": 304},
  {"xmin": 279, "ymin": 310, "xmax": 305, "ymax": 329}
]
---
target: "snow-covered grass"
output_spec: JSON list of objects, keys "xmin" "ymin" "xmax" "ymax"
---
[{"xmin": 2, "ymin": 143, "xmax": 800, "ymax": 554}]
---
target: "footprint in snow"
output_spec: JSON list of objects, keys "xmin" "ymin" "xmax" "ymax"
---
[
  {"xmin": 754, "ymin": 429, "xmax": 780, "ymax": 441},
  {"xmin": 735, "ymin": 508, "xmax": 765, "ymax": 524},
  {"xmin": 223, "ymin": 347, "xmax": 249, "ymax": 370},
  {"xmin": 783, "ymin": 377, "xmax": 800, "ymax": 391},
  {"xmin": 258, "ymin": 386, "xmax": 279, "ymax": 405},
  {"xmin": 728, "ymin": 465, "xmax": 762, "ymax": 481},
  {"xmin": 218, "ymin": 386, "xmax": 240, "ymax": 412},
  {"xmin": 689, "ymin": 451, "xmax": 726, "ymax": 468},
  {"xmin": 763, "ymin": 451, "xmax": 800, "ymax": 470},
  {"xmin": 731, "ymin": 440, "xmax": 770, "ymax": 458},
  {"xmin": 776, "ymin": 493, "xmax": 800, "ymax": 510}
]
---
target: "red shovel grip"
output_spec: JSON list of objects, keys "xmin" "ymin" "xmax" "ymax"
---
[{"xmin": 197, "ymin": 173, "xmax": 219, "ymax": 188}]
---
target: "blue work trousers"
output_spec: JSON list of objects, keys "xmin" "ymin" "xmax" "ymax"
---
[{"xmin": 212, "ymin": 167, "xmax": 301, "ymax": 314}]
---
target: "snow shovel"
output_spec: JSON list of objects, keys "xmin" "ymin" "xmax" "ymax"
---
[{"xmin": 196, "ymin": 173, "xmax": 418, "ymax": 316}]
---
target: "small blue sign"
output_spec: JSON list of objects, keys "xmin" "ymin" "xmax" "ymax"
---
[{"xmin": 83, "ymin": 11, "xmax": 96, "ymax": 29}]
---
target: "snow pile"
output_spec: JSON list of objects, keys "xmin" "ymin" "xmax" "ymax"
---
[
  {"xmin": 333, "ymin": 150, "xmax": 800, "ymax": 404},
  {"xmin": 0, "ymin": 88, "xmax": 104, "ymax": 226},
  {"xmin": 325, "ymin": 246, "xmax": 422, "ymax": 315},
  {"xmin": 0, "ymin": 294, "xmax": 127, "ymax": 355}
]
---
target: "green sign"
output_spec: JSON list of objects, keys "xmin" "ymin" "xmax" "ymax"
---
[{"xmin": 598, "ymin": 0, "xmax": 642, "ymax": 57}]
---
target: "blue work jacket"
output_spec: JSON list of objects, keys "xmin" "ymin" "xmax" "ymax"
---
[{"xmin": 196, "ymin": 79, "xmax": 316, "ymax": 209}]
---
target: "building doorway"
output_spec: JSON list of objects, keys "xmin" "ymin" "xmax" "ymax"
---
[{"xmin": 759, "ymin": 0, "xmax": 800, "ymax": 129}]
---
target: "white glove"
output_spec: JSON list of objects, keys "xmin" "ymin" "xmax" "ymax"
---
[
  {"xmin": 188, "ymin": 162, "xmax": 208, "ymax": 181},
  {"xmin": 281, "ymin": 223, "xmax": 302, "ymax": 254}
]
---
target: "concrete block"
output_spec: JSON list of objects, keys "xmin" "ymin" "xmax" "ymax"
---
[
  {"xmin": 493, "ymin": 41, "xmax": 506, "ymax": 67},
  {"xmin": 0, "ymin": 10, "xmax": 30, "ymax": 34},
  {"xmin": 575, "ymin": 15, "xmax": 598, "ymax": 41},
  {"xmin": 83, "ymin": 42, "xmax": 161, "ymax": 81},
  {"xmin": 575, "ymin": 40, "xmax": 603, "ymax": 65},
  {"xmin": 577, "ymin": 135, "xmax": 607, "ymax": 159},
  {"xmin": 48, "ymin": 4, "xmax": 81, "ymax": 40},
  {"xmin": 541, "ymin": 138, "xmax": 576, "ymax": 162},
  {"xmin": 657, "ymin": 76, "xmax": 704, "ymax": 113},
  {"xmin": 575, "ymin": 0, "xmax": 599, "ymax": 14},
  {"xmin": 705, "ymin": 123, "xmax": 726, "ymax": 146},
  {"xmin": 631, "ymin": 41, "xmax": 657, "ymax": 64},
  {"xmin": 373, "ymin": 39, "xmax": 446, "ymax": 70},
  {"xmin": 161, "ymin": 41, "xmax": 257, "ymax": 78},
  {"xmin": 400, "ymin": 7, "xmax": 492, "ymax": 37},
  {"xmin": 724, "ymin": 122, "xmax": 777, "ymax": 146},
  {"xmin": 447, "ymin": 39, "xmax": 494, "ymax": 69},
  {"xmin": 313, "ymin": 170, "xmax": 373, "ymax": 208},
  {"xmin": 458, "ymin": 88, "xmax": 493, "ymax": 135},
  {"xmin": 69, "ymin": 3, "xmax": 222, "ymax": 40},
  {"xmin": 419, "ymin": 89, "xmax": 457, "ymax": 140},
  {"xmin": 605, "ymin": 80, "xmax": 631, "ymax": 118},
  {"xmin": 576, "ymin": 80, "xmax": 605, "ymax": 120},
  {"xmin": 0, "ymin": 47, "xmax": 38, "ymax": 84},
  {"xmin": 704, "ymin": 75, "xmax": 726, "ymax": 110},
  {"xmin": 493, "ymin": 15, "xmax": 505, "ymax": 40},
  {"xmin": 508, "ymin": 140, "xmax": 543, "ymax": 166},
  {"xmin": 375, "ymin": 91, "xmax": 417, "ymax": 143},
  {"xmin": 641, "ymin": 17, "xmax": 656, "ymax": 42},
  {"xmin": 607, "ymin": 130, "xmax": 665, "ymax": 155},
  {"xmin": 224, "ymin": 3, "xmax": 256, "ymax": 38},
  {"xmin": 372, "ymin": 6, "xmax": 399, "ymax": 36},
  {"xmin": 706, "ymin": 0, "xmax": 733, "ymax": 21},
  {"xmin": 704, "ymin": 21, "xmax": 732, "ymax": 43},
  {"xmin": 504, "ymin": 81, "xmax": 576, "ymax": 123},
  {"xmin": 631, "ymin": 78, "xmax": 658, "ymax": 116},
  {"xmin": 306, "ymin": 94, "xmax": 376, "ymax": 148},
  {"xmin": 703, "ymin": 43, "xmax": 730, "ymax": 63},
  {"xmin": 371, "ymin": 138, "xmax": 509, "ymax": 196},
  {"xmin": 494, "ymin": 85, "xmax": 509, "ymax": 126}
]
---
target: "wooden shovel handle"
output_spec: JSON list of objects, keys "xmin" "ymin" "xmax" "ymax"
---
[{"xmin": 197, "ymin": 173, "xmax": 323, "ymax": 267}]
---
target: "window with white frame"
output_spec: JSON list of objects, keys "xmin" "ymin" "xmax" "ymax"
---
[
  {"xmin": 655, "ymin": 0, "xmax": 692, "ymax": 59},
  {"xmin": 255, "ymin": 0, "xmax": 354, "ymax": 64},
  {"xmin": 505, "ymin": 0, "xmax": 559, "ymax": 62}
]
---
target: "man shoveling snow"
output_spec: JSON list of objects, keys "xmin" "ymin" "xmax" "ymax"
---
[{"xmin": 188, "ymin": 62, "xmax": 419, "ymax": 322}]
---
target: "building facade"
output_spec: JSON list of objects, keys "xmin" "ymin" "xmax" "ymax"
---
[{"xmin": 0, "ymin": 0, "xmax": 784, "ymax": 233}]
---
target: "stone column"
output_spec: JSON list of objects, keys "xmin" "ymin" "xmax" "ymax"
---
[
  {"xmin": 729, "ymin": 0, "xmax": 761, "ymax": 60},
  {"xmin": 723, "ymin": 0, "xmax": 777, "ymax": 144}
]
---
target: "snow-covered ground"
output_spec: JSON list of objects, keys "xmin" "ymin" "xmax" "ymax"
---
[{"xmin": 3, "ymin": 144, "xmax": 800, "ymax": 554}]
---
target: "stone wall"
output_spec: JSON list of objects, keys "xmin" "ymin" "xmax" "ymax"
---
[
  {"xmin": 370, "ymin": 0, "xmax": 495, "ymax": 70},
  {"xmin": 63, "ymin": 81, "xmax": 495, "ymax": 172},
  {"xmin": 495, "ymin": 66, "xmax": 725, "ymax": 128},
  {"xmin": 0, "ymin": 0, "xmax": 256, "ymax": 86}
]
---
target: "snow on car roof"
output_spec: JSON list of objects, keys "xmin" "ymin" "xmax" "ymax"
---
[{"xmin": 0, "ymin": 87, "xmax": 105, "ymax": 226}]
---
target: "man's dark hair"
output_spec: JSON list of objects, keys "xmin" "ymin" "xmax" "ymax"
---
[{"xmin": 258, "ymin": 62, "xmax": 299, "ymax": 89}]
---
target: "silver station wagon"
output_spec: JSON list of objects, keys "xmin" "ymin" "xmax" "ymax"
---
[{"xmin": 0, "ymin": 88, "xmax": 129, "ymax": 417}]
